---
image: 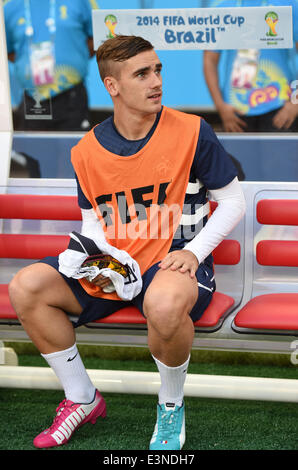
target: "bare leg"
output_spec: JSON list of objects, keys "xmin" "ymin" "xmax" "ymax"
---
[
  {"xmin": 145, "ymin": 268, "xmax": 198, "ymax": 450},
  {"xmin": 9, "ymin": 262, "xmax": 97, "ymax": 407},
  {"xmin": 8, "ymin": 262, "xmax": 83, "ymax": 354},
  {"xmin": 10, "ymin": 263, "xmax": 108, "ymax": 449},
  {"xmin": 143, "ymin": 268, "xmax": 198, "ymax": 367}
]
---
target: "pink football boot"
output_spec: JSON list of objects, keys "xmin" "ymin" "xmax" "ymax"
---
[{"xmin": 33, "ymin": 390, "xmax": 106, "ymax": 448}]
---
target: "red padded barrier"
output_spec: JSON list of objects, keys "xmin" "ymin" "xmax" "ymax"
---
[
  {"xmin": 256, "ymin": 240, "xmax": 298, "ymax": 267},
  {"xmin": 0, "ymin": 285, "xmax": 16, "ymax": 319},
  {"xmin": 257, "ymin": 199, "xmax": 298, "ymax": 226},
  {"xmin": 0, "ymin": 194, "xmax": 81, "ymax": 220},
  {"xmin": 0, "ymin": 233, "xmax": 240, "ymax": 264},
  {"xmin": 209, "ymin": 200, "xmax": 240, "ymax": 265},
  {"xmin": 213, "ymin": 239, "xmax": 241, "ymax": 265},
  {"xmin": 0, "ymin": 234, "xmax": 69, "ymax": 259},
  {"xmin": 234, "ymin": 294, "xmax": 298, "ymax": 330},
  {"xmin": 0, "ymin": 195, "xmax": 219, "ymax": 221}
]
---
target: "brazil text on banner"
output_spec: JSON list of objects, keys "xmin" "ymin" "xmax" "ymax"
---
[{"xmin": 92, "ymin": 7, "xmax": 293, "ymax": 50}]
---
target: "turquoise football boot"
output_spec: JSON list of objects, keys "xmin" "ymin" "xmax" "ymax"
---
[{"xmin": 149, "ymin": 402, "xmax": 185, "ymax": 450}]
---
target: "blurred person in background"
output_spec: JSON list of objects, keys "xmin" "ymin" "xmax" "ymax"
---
[
  {"xmin": 203, "ymin": 0, "xmax": 298, "ymax": 132},
  {"xmin": 4, "ymin": 0, "xmax": 99, "ymax": 131}
]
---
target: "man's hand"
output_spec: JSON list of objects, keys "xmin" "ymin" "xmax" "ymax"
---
[
  {"xmin": 91, "ymin": 274, "xmax": 113, "ymax": 290},
  {"xmin": 218, "ymin": 103, "xmax": 247, "ymax": 132},
  {"xmin": 158, "ymin": 250, "xmax": 199, "ymax": 278},
  {"xmin": 272, "ymin": 101, "xmax": 298, "ymax": 130}
]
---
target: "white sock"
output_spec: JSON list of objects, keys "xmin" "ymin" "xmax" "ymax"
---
[
  {"xmin": 41, "ymin": 344, "xmax": 96, "ymax": 404},
  {"xmin": 152, "ymin": 354, "xmax": 190, "ymax": 407}
]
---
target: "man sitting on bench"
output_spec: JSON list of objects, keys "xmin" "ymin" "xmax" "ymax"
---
[{"xmin": 8, "ymin": 35, "xmax": 246, "ymax": 450}]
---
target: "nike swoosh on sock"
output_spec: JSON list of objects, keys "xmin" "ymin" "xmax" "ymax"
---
[{"xmin": 67, "ymin": 352, "xmax": 79, "ymax": 362}]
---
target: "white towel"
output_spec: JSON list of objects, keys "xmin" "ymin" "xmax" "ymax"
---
[{"xmin": 58, "ymin": 231, "xmax": 142, "ymax": 301}]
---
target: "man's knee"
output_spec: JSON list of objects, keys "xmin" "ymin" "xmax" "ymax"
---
[
  {"xmin": 143, "ymin": 288, "xmax": 194, "ymax": 341},
  {"xmin": 9, "ymin": 264, "xmax": 54, "ymax": 315},
  {"xmin": 9, "ymin": 263, "xmax": 82, "ymax": 323}
]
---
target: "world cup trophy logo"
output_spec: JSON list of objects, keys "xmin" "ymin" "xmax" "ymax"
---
[
  {"xmin": 105, "ymin": 14, "xmax": 118, "ymax": 38},
  {"xmin": 265, "ymin": 11, "xmax": 278, "ymax": 37}
]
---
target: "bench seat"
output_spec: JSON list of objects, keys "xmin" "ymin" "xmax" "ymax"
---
[
  {"xmin": 232, "ymin": 198, "xmax": 298, "ymax": 335},
  {"xmin": 234, "ymin": 293, "xmax": 298, "ymax": 332},
  {"xmin": 0, "ymin": 282, "xmax": 234, "ymax": 329}
]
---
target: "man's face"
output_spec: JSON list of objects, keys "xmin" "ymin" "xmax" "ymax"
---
[{"xmin": 110, "ymin": 49, "xmax": 163, "ymax": 115}]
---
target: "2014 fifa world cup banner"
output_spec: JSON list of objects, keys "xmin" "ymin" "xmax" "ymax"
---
[{"xmin": 92, "ymin": 7, "xmax": 293, "ymax": 50}]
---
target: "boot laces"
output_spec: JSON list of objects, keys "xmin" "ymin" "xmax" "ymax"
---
[
  {"xmin": 48, "ymin": 399, "xmax": 74, "ymax": 431},
  {"xmin": 159, "ymin": 409, "xmax": 177, "ymax": 438}
]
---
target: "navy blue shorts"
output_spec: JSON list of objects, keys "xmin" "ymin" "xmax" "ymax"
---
[{"xmin": 40, "ymin": 256, "xmax": 216, "ymax": 327}]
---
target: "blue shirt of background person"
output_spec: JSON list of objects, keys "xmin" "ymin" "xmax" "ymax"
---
[
  {"xmin": 4, "ymin": 0, "xmax": 98, "ymax": 101},
  {"xmin": 214, "ymin": 0, "xmax": 298, "ymax": 117}
]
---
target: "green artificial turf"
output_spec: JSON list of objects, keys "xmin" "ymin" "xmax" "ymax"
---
[
  {"xmin": 1, "ymin": 351, "xmax": 298, "ymax": 451},
  {"xmin": 1, "ymin": 387, "xmax": 298, "ymax": 451}
]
